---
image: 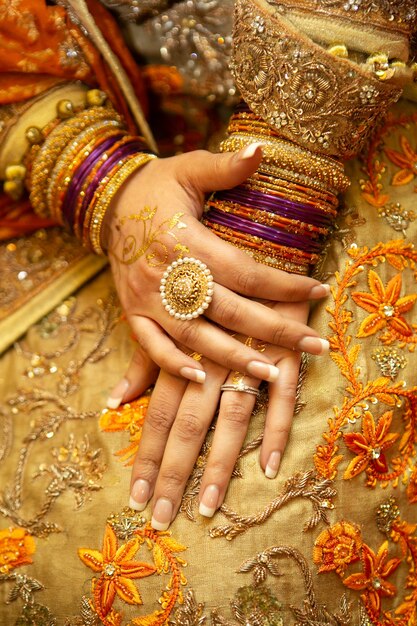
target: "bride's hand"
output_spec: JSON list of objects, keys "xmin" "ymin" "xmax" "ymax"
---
[
  {"xmin": 118, "ymin": 300, "xmax": 313, "ymax": 530},
  {"xmin": 103, "ymin": 147, "xmax": 329, "ymax": 393}
]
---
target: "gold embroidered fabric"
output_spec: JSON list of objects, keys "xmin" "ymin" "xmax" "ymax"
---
[
  {"xmin": 1, "ymin": 99, "xmax": 417, "ymax": 625},
  {"xmin": 231, "ymin": 0, "xmax": 404, "ymax": 159},
  {"xmin": 0, "ymin": 228, "xmax": 107, "ymax": 354}
]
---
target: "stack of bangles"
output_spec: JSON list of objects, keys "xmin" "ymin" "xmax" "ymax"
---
[
  {"xmin": 203, "ymin": 101, "xmax": 350, "ymax": 275},
  {"xmin": 21, "ymin": 90, "xmax": 155, "ymax": 254}
]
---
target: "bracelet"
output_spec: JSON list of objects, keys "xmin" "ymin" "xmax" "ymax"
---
[
  {"xmin": 221, "ymin": 134, "xmax": 350, "ymax": 193},
  {"xmin": 87, "ymin": 153, "xmax": 157, "ymax": 255},
  {"xmin": 47, "ymin": 121, "xmax": 123, "ymax": 221},
  {"xmin": 30, "ymin": 106, "xmax": 123, "ymax": 217},
  {"xmin": 76, "ymin": 140, "xmax": 148, "ymax": 240}
]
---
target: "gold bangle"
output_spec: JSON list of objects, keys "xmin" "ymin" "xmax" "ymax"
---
[
  {"xmin": 29, "ymin": 106, "xmax": 123, "ymax": 218},
  {"xmin": 87, "ymin": 153, "xmax": 157, "ymax": 255},
  {"xmin": 47, "ymin": 122, "xmax": 124, "ymax": 222},
  {"xmin": 221, "ymin": 134, "xmax": 349, "ymax": 193}
]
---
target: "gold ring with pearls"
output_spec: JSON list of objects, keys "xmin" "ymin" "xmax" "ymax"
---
[{"xmin": 160, "ymin": 257, "xmax": 214, "ymax": 321}]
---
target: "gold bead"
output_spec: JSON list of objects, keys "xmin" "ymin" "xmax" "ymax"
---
[
  {"xmin": 57, "ymin": 99, "xmax": 75, "ymax": 119},
  {"xmin": 4, "ymin": 179, "xmax": 24, "ymax": 201},
  {"xmin": 25, "ymin": 126, "xmax": 43, "ymax": 145},
  {"xmin": 327, "ymin": 43, "xmax": 348, "ymax": 58},
  {"xmin": 5, "ymin": 164, "xmax": 27, "ymax": 180},
  {"xmin": 86, "ymin": 89, "xmax": 107, "ymax": 107}
]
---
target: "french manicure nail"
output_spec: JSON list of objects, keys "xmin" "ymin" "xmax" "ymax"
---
[
  {"xmin": 180, "ymin": 366, "xmax": 206, "ymax": 384},
  {"xmin": 247, "ymin": 360, "xmax": 279, "ymax": 382},
  {"xmin": 129, "ymin": 479, "xmax": 150, "ymax": 512},
  {"xmin": 297, "ymin": 337, "xmax": 330, "ymax": 355},
  {"xmin": 151, "ymin": 497, "xmax": 173, "ymax": 531},
  {"xmin": 107, "ymin": 377, "xmax": 129, "ymax": 409},
  {"xmin": 265, "ymin": 451, "xmax": 281, "ymax": 479},
  {"xmin": 309, "ymin": 283, "xmax": 330, "ymax": 298},
  {"xmin": 199, "ymin": 484, "xmax": 220, "ymax": 518},
  {"xmin": 240, "ymin": 142, "xmax": 264, "ymax": 160}
]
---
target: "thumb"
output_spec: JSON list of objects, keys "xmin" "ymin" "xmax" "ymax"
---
[{"xmin": 179, "ymin": 143, "xmax": 263, "ymax": 193}]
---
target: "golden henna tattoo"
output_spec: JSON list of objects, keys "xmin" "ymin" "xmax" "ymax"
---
[{"xmin": 114, "ymin": 206, "xmax": 190, "ymax": 267}]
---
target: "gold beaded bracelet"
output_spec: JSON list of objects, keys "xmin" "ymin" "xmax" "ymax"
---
[{"xmin": 221, "ymin": 134, "xmax": 350, "ymax": 193}]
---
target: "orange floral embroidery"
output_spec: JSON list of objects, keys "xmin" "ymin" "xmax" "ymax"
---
[
  {"xmin": 343, "ymin": 410, "xmax": 399, "ymax": 480},
  {"xmin": 407, "ymin": 467, "xmax": 417, "ymax": 504},
  {"xmin": 315, "ymin": 241, "xmax": 417, "ymax": 492},
  {"xmin": 343, "ymin": 541, "xmax": 401, "ymax": 616},
  {"xmin": 351, "ymin": 270, "xmax": 417, "ymax": 339},
  {"xmin": 0, "ymin": 527, "xmax": 35, "ymax": 573},
  {"xmin": 78, "ymin": 524, "xmax": 156, "ymax": 621},
  {"xmin": 385, "ymin": 135, "xmax": 417, "ymax": 187},
  {"xmin": 313, "ymin": 521, "xmax": 362, "ymax": 576},
  {"xmin": 100, "ymin": 397, "xmax": 149, "ymax": 465}
]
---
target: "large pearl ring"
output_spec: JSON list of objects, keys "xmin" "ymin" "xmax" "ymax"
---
[{"xmin": 160, "ymin": 257, "xmax": 214, "ymax": 321}]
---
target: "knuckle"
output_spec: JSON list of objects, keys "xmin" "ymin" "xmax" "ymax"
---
[
  {"xmin": 221, "ymin": 400, "xmax": 251, "ymax": 428},
  {"xmin": 206, "ymin": 458, "xmax": 231, "ymax": 478},
  {"xmin": 279, "ymin": 381, "xmax": 298, "ymax": 401},
  {"xmin": 214, "ymin": 297, "xmax": 241, "ymax": 327},
  {"xmin": 133, "ymin": 454, "xmax": 159, "ymax": 478},
  {"xmin": 175, "ymin": 321, "xmax": 199, "ymax": 347},
  {"xmin": 174, "ymin": 411, "xmax": 206, "ymax": 441},
  {"xmin": 235, "ymin": 268, "xmax": 258, "ymax": 294},
  {"xmin": 158, "ymin": 467, "xmax": 186, "ymax": 490},
  {"xmin": 147, "ymin": 404, "xmax": 173, "ymax": 435},
  {"xmin": 222, "ymin": 347, "xmax": 243, "ymax": 371},
  {"xmin": 271, "ymin": 321, "xmax": 285, "ymax": 346}
]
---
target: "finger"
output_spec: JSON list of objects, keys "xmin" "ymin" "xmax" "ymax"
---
[
  {"xmin": 207, "ymin": 284, "xmax": 329, "ymax": 355},
  {"xmin": 198, "ymin": 374, "xmax": 259, "ymax": 517},
  {"xmin": 127, "ymin": 316, "xmax": 207, "ymax": 383},
  {"xmin": 129, "ymin": 370, "xmax": 187, "ymax": 511},
  {"xmin": 161, "ymin": 312, "xmax": 280, "ymax": 382},
  {"xmin": 178, "ymin": 145, "xmax": 263, "ymax": 194},
  {"xmin": 260, "ymin": 352, "xmax": 302, "ymax": 479},
  {"xmin": 189, "ymin": 219, "xmax": 330, "ymax": 302},
  {"xmin": 107, "ymin": 346, "xmax": 159, "ymax": 409},
  {"xmin": 149, "ymin": 362, "xmax": 226, "ymax": 530}
]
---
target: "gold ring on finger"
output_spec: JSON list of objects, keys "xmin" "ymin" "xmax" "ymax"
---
[{"xmin": 160, "ymin": 257, "xmax": 214, "ymax": 320}]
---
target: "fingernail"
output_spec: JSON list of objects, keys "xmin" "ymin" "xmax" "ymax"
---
[
  {"xmin": 151, "ymin": 497, "xmax": 173, "ymax": 531},
  {"xmin": 180, "ymin": 366, "xmax": 206, "ymax": 384},
  {"xmin": 199, "ymin": 484, "xmax": 220, "ymax": 518},
  {"xmin": 129, "ymin": 479, "xmax": 150, "ymax": 512},
  {"xmin": 247, "ymin": 360, "xmax": 279, "ymax": 382},
  {"xmin": 240, "ymin": 142, "xmax": 264, "ymax": 160},
  {"xmin": 309, "ymin": 283, "xmax": 331, "ymax": 298},
  {"xmin": 297, "ymin": 337, "xmax": 330, "ymax": 355},
  {"xmin": 265, "ymin": 451, "xmax": 281, "ymax": 479},
  {"xmin": 107, "ymin": 377, "xmax": 129, "ymax": 409}
]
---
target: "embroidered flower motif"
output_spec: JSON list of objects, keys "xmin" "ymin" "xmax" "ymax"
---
[
  {"xmin": 0, "ymin": 527, "xmax": 36, "ymax": 574},
  {"xmin": 343, "ymin": 410, "xmax": 399, "ymax": 480},
  {"xmin": 78, "ymin": 524, "xmax": 156, "ymax": 619},
  {"xmin": 313, "ymin": 521, "xmax": 362, "ymax": 576},
  {"xmin": 343, "ymin": 541, "xmax": 401, "ymax": 615},
  {"xmin": 351, "ymin": 270, "xmax": 417, "ymax": 338},
  {"xmin": 385, "ymin": 135, "xmax": 417, "ymax": 186},
  {"xmin": 100, "ymin": 397, "xmax": 149, "ymax": 465}
]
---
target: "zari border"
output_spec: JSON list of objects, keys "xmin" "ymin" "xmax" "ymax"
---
[{"xmin": 0, "ymin": 254, "xmax": 108, "ymax": 354}]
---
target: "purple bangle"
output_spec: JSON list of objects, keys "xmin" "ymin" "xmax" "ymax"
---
[
  {"xmin": 219, "ymin": 186, "xmax": 334, "ymax": 226},
  {"xmin": 72, "ymin": 141, "xmax": 146, "ymax": 233},
  {"xmin": 206, "ymin": 208, "xmax": 322, "ymax": 252},
  {"xmin": 63, "ymin": 133, "xmax": 124, "ymax": 228}
]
